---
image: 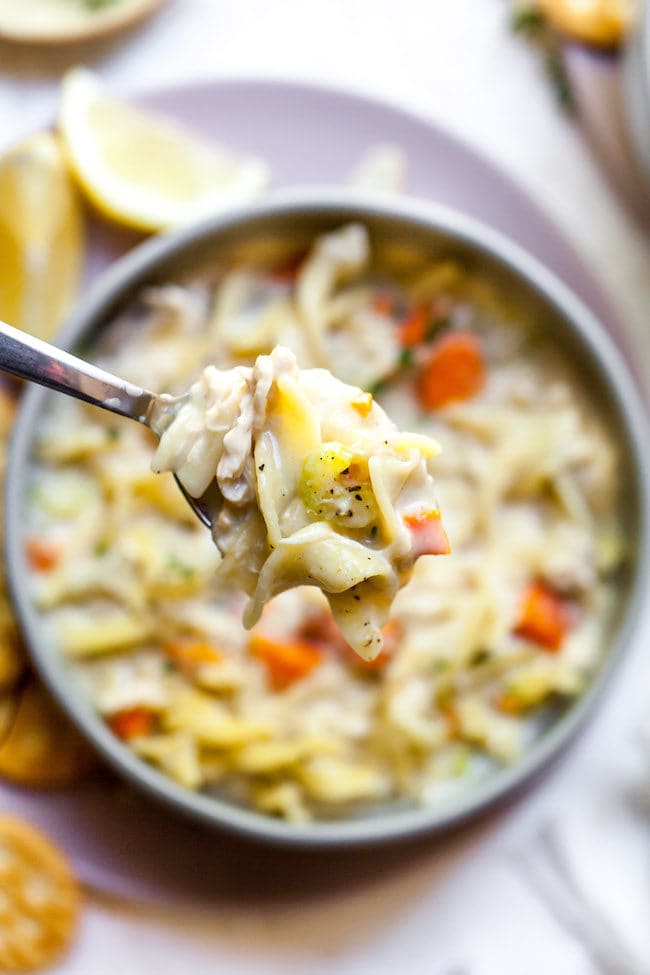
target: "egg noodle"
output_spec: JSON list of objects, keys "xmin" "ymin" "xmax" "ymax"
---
[{"xmin": 151, "ymin": 345, "xmax": 447, "ymax": 659}]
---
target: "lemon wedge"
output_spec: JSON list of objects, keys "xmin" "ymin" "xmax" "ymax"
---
[
  {"xmin": 0, "ymin": 131, "xmax": 83, "ymax": 341},
  {"xmin": 59, "ymin": 68, "xmax": 270, "ymax": 233},
  {"xmin": 538, "ymin": 0, "xmax": 633, "ymax": 48}
]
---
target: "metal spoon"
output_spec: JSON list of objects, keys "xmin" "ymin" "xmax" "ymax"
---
[{"xmin": 0, "ymin": 318, "xmax": 214, "ymax": 528}]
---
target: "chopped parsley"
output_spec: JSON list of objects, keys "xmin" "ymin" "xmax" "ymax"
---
[
  {"xmin": 166, "ymin": 554, "xmax": 195, "ymax": 579},
  {"xmin": 368, "ymin": 379, "xmax": 387, "ymax": 397},
  {"xmin": 511, "ymin": 6, "xmax": 546, "ymax": 34},
  {"xmin": 470, "ymin": 648, "xmax": 492, "ymax": 667},
  {"xmin": 398, "ymin": 347, "xmax": 414, "ymax": 369},
  {"xmin": 82, "ymin": 0, "xmax": 121, "ymax": 9},
  {"xmin": 425, "ymin": 316, "xmax": 451, "ymax": 343}
]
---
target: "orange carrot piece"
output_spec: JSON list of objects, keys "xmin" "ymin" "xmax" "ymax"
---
[
  {"xmin": 268, "ymin": 254, "xmax": 304, "ymax": 283},
  {"xmin": 108, "ymin": 707, "xmax": 155, "ymax": 740},
  {"xmin": 249, "ymin": 633, "xmax": 323, "ymax": 690},
  {"xmin": 399, "ymin": 305, "xmax": 427, "ymax": 347},
  {"xmin": 350, "ymin": 392, "xmax": 373, "ymax": 417},
  {"xmin": 25, "ymin": 538, "xmax": 60, "ymax": 572},
  {"xmin": 416, "ymin": 331, "xmax": 485, "ymax": 410},
  {"xmin": 298, "ymin": 611, "xmax": 342, "ymax": 650},
  {"xmin": 403, "ymin": 509, "xmax": 451, "ymax": 556},
  {"xmin": 164, "ymin": 640, "xmax": 223, "ymax": 670},
  {"xmin": 514, "ymin": 580, "xmax": 569, "ymax": 652},
  {"xmin": 372, "ymin": 293, "xmax": 395, "ymax": 316},
  {"xmin": 493, "ymin": 690, "xmax": 527, "ymax": 715}
]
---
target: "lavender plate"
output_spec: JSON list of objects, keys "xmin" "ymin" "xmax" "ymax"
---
[{"xmin": 1, "ymin": 78, "xmax": 640, "ymax": 903}]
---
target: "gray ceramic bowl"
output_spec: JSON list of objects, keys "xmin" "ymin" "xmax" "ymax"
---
[{"xmin": 5, "ymin": 190, "xmax": 650, "ymax": 846}]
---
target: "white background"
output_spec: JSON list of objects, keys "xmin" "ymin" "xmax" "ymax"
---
[{"xmin": 1, "ymin": 1, "xmax": 649, "ymax": 972}]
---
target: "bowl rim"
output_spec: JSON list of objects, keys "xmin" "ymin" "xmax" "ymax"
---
[{"xmin": 6, "ymin": 187, "xmax": 650, "ymax": 847}]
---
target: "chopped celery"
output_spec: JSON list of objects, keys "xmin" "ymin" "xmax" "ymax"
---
[{"xmin": 299, "ymin": 442, "xmax": 378, "ymax": 529}]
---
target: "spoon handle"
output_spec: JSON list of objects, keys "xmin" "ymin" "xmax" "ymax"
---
[{"xmin": 0, "ymin": 319, "xmax": 156, "ymax": 423}]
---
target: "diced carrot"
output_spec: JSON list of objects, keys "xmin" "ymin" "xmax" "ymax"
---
[
  {"xmin": 298, "ymin": 611, "xmax": 343, "ymax": 650},
  {"xmin": 416, "ymin": 331, "xmax": 485, "ymax": 410},
  {"xmin": 494, "ymin": 691, "xmax": 524, "ymax": 715},
  {"xmin": 399, "ymin": 305, "xmax": 428, "ymax": 347},
  {"xmin": 379, "ymin": 617, "xmax": 402, "ymax": 654},
  {"xmin": 514, "ymin": 580, "xmax": 569, "ymax": 652},
  {"xmin": 25, "ymin": 538, "xmax": 60, "ymax": 572},
  {"xmin": 350, "ymin": 392, "xmax": 373, "ymax": 417},
  {"xmin": 249, "ymin": 633, "xmax": 323, "ymax": 690},
  {"xmin": 403, "ymin": 509, "xmax": 451, "ymax": 556},
  {"xmin": 268, "ymin": 255, "xmax": 304, "ymax": 283},
  {"xmin": 108, "ymin": 707, "xmax": 155, "ymax": 740},
  {"xmin": 340, "ymin": 460, "xmax": 366, "ymax": 483},
  {"xmin": 444, "ymin": 706, "xmax": 461, "ymax": 738},
  {"xmin": 164, "ymin": 640, "xmax": 223, "ymax": 671},
  {"xmin": 372, "ymin": 293, "xmax": 395, "ymax": 316}
]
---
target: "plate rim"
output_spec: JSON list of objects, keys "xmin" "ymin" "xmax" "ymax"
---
[{"xmin": 130, "ymin": 75, "xmax": 619, "ymax": 310}]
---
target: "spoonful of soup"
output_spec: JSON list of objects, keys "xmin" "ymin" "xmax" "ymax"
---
[{"xmin": 0, "ymin": 321, "xmax": 449, "ymax": 659}]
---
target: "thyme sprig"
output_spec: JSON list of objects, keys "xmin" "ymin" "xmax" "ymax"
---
[{"xmin": 511, "ymin": 5, "xmax": 575, "ymax": 113}]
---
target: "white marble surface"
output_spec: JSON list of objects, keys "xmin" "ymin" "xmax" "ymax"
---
[{"xmin": 1, "ymin": 1, "xmax": 649, "ymax": 972}]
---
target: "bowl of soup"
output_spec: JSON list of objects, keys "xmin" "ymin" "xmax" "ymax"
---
[{"xmin": 5, "ymin": 190, "xmax": 649, "ymax": 845}]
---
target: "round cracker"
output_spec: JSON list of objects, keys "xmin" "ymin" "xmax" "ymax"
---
[
  {"xmin": 0, "ymin": 815, "xmax": 80, "ymax": 972},
  {"xmin": 0, "ymin": 679, "xmax": 97, "ymax": 788},
  {"xmin": 0, "ymin": 613, "xmax": 26, "ymax": 693},
  {"xmin": 0, "ymin": 636, "xmax": 25, "ymax": 693},
  {"xmin": 0, "ymin": 690, "xmax": 18, "ymax": 745}
]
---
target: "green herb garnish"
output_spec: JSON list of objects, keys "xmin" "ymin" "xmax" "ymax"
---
[
  {"xmin": 94, "ymin": 540, "xmax": 109, "ymax": 557},
  {"xmin": 511, "ymin": 5, "xmax": 575, "ymax": 112},
  {"xmin": 511, "ymin": 6, "xmax": 547, "ymax": 34},
  {"xmin": 166, "ymin": 554, "xmax": 195, "ymax": 579},
  {"xmin": 106, "ymin": 427, "xmax": 121, "ymax": 443},
  {"xmin": 425, "ymin": 317, "xmax": 451, "ymax": 343},
  {"xmin": 398, "ymin": 348, "xmax": 414, "ymax": 369},
  {"xmin": 470, "ymin": 648, "xmax": 492, "ymax": 667},
  {"xmin": 544, "ymin": 50, "xmax": 574, "ymax": 110},
  {"xmin": 368, "ymin": 379, "xmax": 387, "ymax": 397},
  {"xmin": 82, "ymin": 0, "xmax": 121, "ymax": 10}
]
